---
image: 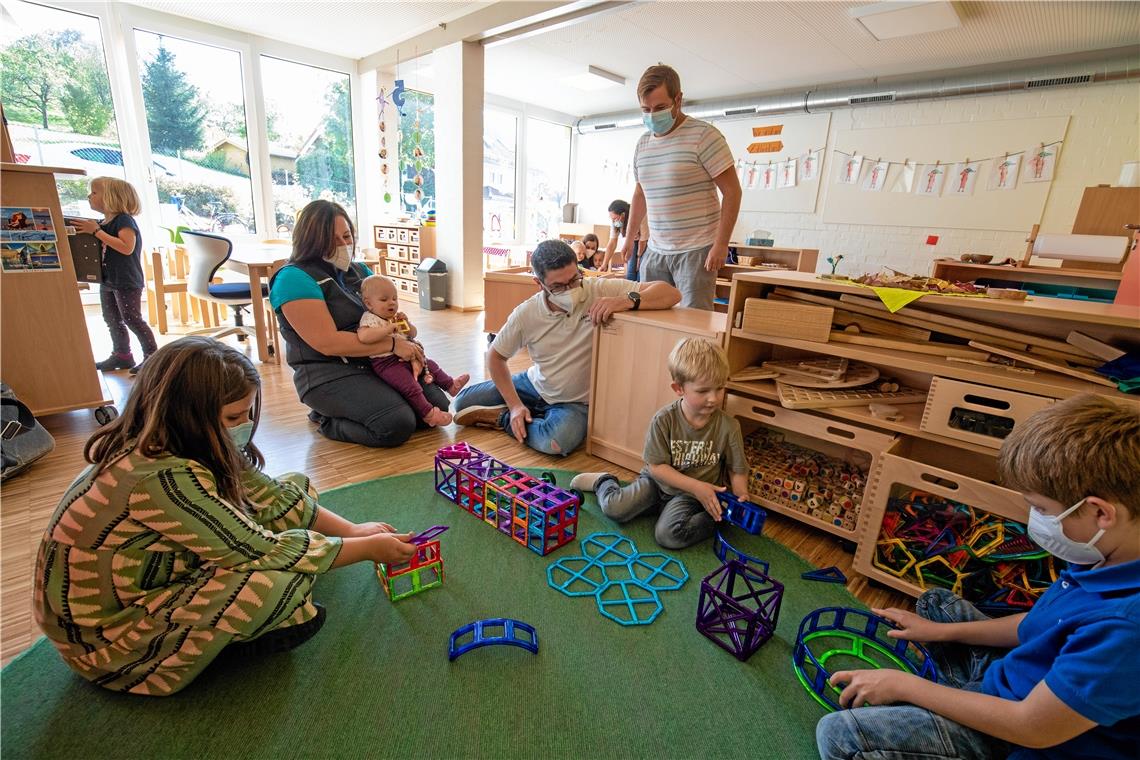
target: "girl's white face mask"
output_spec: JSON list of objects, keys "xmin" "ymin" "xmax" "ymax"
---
[{"xmin": 1027, "ymin": 498, "xmax": 1106, "ymax": 566}]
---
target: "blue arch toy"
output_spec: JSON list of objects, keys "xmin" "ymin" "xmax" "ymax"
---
[
  {"xmin": 713, "ymin": 530, "xmax": 771, "ymax": 575},
  {"xmin": 448, "ymin": 618, "xmax": 539, "ymax": 662}
]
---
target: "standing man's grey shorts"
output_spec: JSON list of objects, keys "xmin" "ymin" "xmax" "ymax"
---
[{"xmin": 639, "ymin": 245, "xmax": 716, "ymax": 310}]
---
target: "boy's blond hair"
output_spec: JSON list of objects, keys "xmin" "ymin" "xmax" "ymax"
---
[
  {"xmin": 668, "ymin": 338, "xmax": 728, "ymax": 386},
  {"xmin": 360, "ymin": 274, "xmax": 396, "ymax": 298},
  {"xmin": 91, "ymin": 176, "xmax": 141, "ymax": 216},
  {"xmin": 998, "ymin": 393, "xmax": 1140, "ymax": 517}
]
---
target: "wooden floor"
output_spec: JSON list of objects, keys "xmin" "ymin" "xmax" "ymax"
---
[{"xmin": 0, "ymin": 302, "xmax": 906, "ymax": 662}]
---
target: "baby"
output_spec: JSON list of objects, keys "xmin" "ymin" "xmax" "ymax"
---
[{"xmin": 358, "ymin": 275, "xmax": 469, "ymax": 427}]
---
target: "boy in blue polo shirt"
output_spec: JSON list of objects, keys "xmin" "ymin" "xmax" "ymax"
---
[{"xmin": 817, "ymin": 394, "xmax": 1140, "ymax": 760}]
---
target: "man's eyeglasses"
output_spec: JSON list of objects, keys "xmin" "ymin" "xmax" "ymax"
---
[{"xmin": 543, "ymin": 273, "xmax": 583, "ymax": 294}]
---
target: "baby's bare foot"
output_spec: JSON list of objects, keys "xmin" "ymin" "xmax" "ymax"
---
[
  {"xmin": 424, "ymin": 407, "xmax": 453, "ymax": 427},
  {"xmin": 448, "ymin": 374, "xmax": 470, "ymax": 397}
]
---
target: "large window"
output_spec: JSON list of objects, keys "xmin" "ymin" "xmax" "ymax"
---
[
  {"xmin": 261, "ymin": 56, "xmax": 355, "ymax": 233},
  {"xmin": 525, "ymin": 118, "xmax": 571, "ymax": 244},
  {"xmin": 134, "ymin": 30, "xmax": 256, "ymax": 236},
  {"xmin": 483, "ymin": 109, "xmax": 516, "ymax": 244},
  {"xmin": 1, "ymin": 1, "xmax": 123, "ymax": 216}
]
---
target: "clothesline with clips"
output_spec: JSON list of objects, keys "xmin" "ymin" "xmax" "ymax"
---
[
  {"xmin": 736, "ymin": 146, "xmax": 827, "ymax": 167},
  {"xmin": 829, "ymin": 139, "xmax": 1064, "ymax": 168}
]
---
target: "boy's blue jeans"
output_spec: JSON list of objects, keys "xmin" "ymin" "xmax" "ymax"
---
[
  {"xmin": 453, "ymin": 372, "xmax": 588, "ymax": 457},
  {"xmin": 816, "ymin": 588, "xmax": 1014, "ymax": 760}
]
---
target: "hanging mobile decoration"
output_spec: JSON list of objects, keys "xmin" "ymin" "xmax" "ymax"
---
[{"xmin": 377, "ymin": 87, "xmax": 392, "ymax": 204}]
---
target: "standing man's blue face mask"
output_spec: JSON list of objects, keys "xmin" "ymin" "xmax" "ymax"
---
[{"xmin": 643, "ymin": 106, "xmax": 675, "ymax": 136}]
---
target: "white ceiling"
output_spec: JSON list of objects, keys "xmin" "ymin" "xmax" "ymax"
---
[
  {"xmin": 484, "ymin": 1, "xmax": 1140, "ymax": 116},
  {"xmin": 121, "ymin": 1, "xmax": 1140, "ymax": 118},
  {"xmin": 123, "ymin": 0, "xmax": 486, "ymax": 59}
]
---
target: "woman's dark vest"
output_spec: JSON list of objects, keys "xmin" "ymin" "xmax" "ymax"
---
[{"xmin": 270, "ymin": 260, "xmax": 372, "ymax": 396}]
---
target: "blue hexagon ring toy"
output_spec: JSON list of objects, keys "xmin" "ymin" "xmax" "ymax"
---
[
  {"xmin": 547, "ymin": 556, "xmax": 610, "ymax": 597},
  {"xmin": 580, "ymin": 532, "xmax": 638, "ymax": 567},
  {"xmin": 629, "ymin": 553, "xmax": 689, "ymax": 592},
  {"xmin": 595, "ymin": 579, "xmax": 663, "ymax": 625}
]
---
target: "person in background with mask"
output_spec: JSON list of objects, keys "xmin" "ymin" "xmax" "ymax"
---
[
  {"xmin": 452, "ymin": 239, "xmax": 679, "ymax": 456},
  {"xmin": 270, "ymin": 200, "xmax": 438, "ymax": 447},
  {"xmin": 817, "ymin": 394, "xmax": 1140, "ymax": 760},
  {"xmin": 620, "ymin": 64, "xmax": 741, "ymax": 309},
  {"xmin": 34, "ymin": 337, "xmax": 419, "ymax": 696},
  {"xmin": 600, "ymin": 200, "xmax": 649, "ymax": 279}
]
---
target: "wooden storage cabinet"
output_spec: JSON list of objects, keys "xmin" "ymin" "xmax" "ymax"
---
[
  {"xmin": 920, "ymin": 377, "xmax": 1054, "ymax": 450},
  {"xmin": 727, "ymin": 395, "xmax": 896, "ymax": 540},
  {"xmin": 712, "ymin": 246, "xmax": 819, "ymax": 313},
  {"xmin": 372, "ymin": 222, "xmax": 435, "ymax": 304},
  {"xmin": 723, "ymin": 270, "xmax": 1138, "ymax": 601}
]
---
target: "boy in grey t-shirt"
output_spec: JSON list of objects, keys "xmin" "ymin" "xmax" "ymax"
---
[{"xmin": 571, "ymin": 338, "xmax": 749, "ymax": 549}]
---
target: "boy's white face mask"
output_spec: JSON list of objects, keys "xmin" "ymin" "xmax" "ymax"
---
[{"xmin": 1027, "ymin": 498, "xmax": 1106, "ymax": 566}]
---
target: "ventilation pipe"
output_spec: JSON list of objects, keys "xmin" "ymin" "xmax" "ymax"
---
[{"xmin": 575, "ymin": 48, "xmax": 1140, "ymax": 133}]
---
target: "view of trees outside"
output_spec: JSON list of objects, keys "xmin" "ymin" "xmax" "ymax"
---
[
  {"xmin": 397, "ymin": 89, "xmax": 435, "ymax": 220},
  {"xmin": 0, "ymin": 2, "xmax": 124, "ymax": 215},
  {"xmin": 261, "ymin": 56, "xmax": 356, "ymax": 233},
  {"xmin": 483, "ymin": 109, "xmax": 516, "ymax": 244},
  {"xmin": 133, "ymin": 30, "xmax": 257, "ymax": 235},
  {"xmin": 524, "ymin": 118, "xmax": 571, "ymax": 243}
]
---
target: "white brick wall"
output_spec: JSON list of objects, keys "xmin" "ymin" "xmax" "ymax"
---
[{"xmin": 732, "ymin": 81, "xmax": 1139, "ymax": 275}]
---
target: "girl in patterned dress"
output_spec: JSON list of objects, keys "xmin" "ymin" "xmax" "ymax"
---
[{"xmin": 33, "ymin": 337, "xmax": 418, "ymax": 696}]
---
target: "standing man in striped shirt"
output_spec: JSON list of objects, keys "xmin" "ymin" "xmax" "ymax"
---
[{"xmin": 621, "ymin": 64, "xmax": 742, "ymax": 310}]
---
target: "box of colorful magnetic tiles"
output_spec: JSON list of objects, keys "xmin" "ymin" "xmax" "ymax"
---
[
  {"xmin": 547, "ymin": 532, "xmax": 689, "ymax": 626},
  {"xmin": 434, "ymin": 442, "xmax": 580, "ymax": 556}
]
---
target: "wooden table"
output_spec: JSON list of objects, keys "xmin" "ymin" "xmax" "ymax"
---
[{"xmin": 226, "ymin": 244, "xmax": 290, "ymax": 364}]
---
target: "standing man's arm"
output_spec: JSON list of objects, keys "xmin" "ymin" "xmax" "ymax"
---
[
  {"xmin": 705, "ymin": 168, "xmax": 742, "ymax": 272},
  {"xmin": 487, "ymin": 347, "xmax": 530, "ymax": 444},
  {"xmin": 619, "ymin": 183, "xmax": 648, "ymax": 264}
]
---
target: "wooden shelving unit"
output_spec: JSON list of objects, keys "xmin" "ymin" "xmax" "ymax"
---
[
  {"xmin": 713, "ymin": 245, "xmax": 819, "ymax": 313},
  {"xmin": 372, "ymin": 222, "xmax": 436, "ymax": 304},
  {"xmin": 723, "ymin": 270, "xmax": 1139, "ymax": 600}
]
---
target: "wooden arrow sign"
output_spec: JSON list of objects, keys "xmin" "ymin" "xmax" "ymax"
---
[{"xmin": 747, "ymin": 140, "xmax": 784, "ymax": 153}]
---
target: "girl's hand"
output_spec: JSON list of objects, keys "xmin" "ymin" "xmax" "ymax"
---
[
  {"xmin": 352, "ymin": 521, "xmax": 395, "ymax": 537},
  {"xmin": 371, "ymin": 532, "xmax": 417, "ymax": 565},
  {"xmin": 829, "ymin": 668, "xmax": 915, "ymax": 708},
  {"xmin": 72, "ymin": 218, "xmax": 101, "ymax": 235},
  {"xmin": 872, "ymin": 606, "xmax": 946, "ymax": 643}
]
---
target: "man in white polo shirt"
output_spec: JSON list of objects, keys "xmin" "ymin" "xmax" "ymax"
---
[
  {"xmin": 621, "ymin": 64, "xmax": 742, "ymax": 310},
  {"xmin": 454, "ymin": 239, "xmax": 680, "ymax": 456}
]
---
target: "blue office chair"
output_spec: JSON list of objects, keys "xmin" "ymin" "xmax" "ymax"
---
[{"xmin": 181, "ymin": 230, "xmax": 265, "ymax": 344}]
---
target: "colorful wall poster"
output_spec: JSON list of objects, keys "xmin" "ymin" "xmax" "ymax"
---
[
  {"xmin": 861, "ymin": 160, "xmax": 889, "ymax": 192},
  {"xmin": 948, "ymin": 161, "xmax": 980, "ymax": 196},
  {"xmin": 799, "ymin": 150, "xmax": 820, "ymax": 182},
  {"xmin": 777, "ymin": 158, "xmax": 797, "ymax": 189},
  {"xmin": 1023, "ymin": 143, "xmax": 1061, "ymax": 183},
  {"xmin": 837, "ymin": 154, "xmax": 863, "ymax": 185},
  {"xmin": 1, "ymin": 206, "xmax": 57, "ymax": 242},
  {"xmin": 760, "ymin": 163, "xmax": 778, "ymax": 190}
]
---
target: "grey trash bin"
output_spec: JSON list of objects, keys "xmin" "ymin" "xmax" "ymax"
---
[{"xmin": 416, "ymin": 258, "xmax": 448, "ymax": 310}]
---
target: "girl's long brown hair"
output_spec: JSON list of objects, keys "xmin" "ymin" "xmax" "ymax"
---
[{"xmin": 84, "ymin": 337, "xmax": 264, "ymax": 504}]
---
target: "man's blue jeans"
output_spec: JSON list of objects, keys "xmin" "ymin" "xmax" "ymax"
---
[
  {"xmin": 453, "ymin": 371, "xmax": 588, "ymax": 457},
  {"xmin": 816, "ymin": 588, "xmax": 1014, "ymax": 760}
]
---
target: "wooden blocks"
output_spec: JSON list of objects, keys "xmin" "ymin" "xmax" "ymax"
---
[
  {"xmin": 776, "ymin": 382, "xmax": 927, "ymax": 409},
  {"xmin": 741, "ymin": 298, "xmax": 832, "ymax": 343}
]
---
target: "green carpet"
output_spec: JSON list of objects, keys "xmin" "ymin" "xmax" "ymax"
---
[{"xmin": 2, "ymin": 469, "xmax": 866, "ymax": 759}]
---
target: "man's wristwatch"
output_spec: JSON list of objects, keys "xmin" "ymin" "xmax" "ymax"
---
[{"xmin": 627, "ymin": 291, "xmax": 641, "ymax": 311}]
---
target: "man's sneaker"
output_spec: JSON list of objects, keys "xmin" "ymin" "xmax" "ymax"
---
[
  {"xmin": 454, "ymin": 404, "xmax": 507, "ymax": 429},
  {"xmin": 95, "ymin": 353, "xmax": 135, "ymax": 372},
  {"xmin": 570, "ymin": 472, "xmax": 617, "ymax": 493}
]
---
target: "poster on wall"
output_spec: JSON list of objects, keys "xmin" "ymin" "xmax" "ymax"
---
[
  {"xmin": 1, "ymin": 206, "xmax": 56, "ymax": 242},
  {"xmin": 948, "ymin": 161, "xmax": 980, "ymax": 196},
  {"xmin": 837, "ymin": 154, "xmax": 863, "ymax": 185},
  {"xmin": 1, "ymin": 241, "xmax": 61, "ymax": 272},
  {"xmin": 914, "ymin": 163, "xmax": 946, "ymax": 197},
  {"xmin": 861, "ymin": 160, "xmax": 889, "ymax": 192},
  {"xmin": 988, "ymin": 154, "xmax": 1021, "ymax": 191},
  {"xmin": 889, "ymin": 161, "xmax": 915, "ymax": 193},
  {"xmin": 760, "ymin": 163, "xmax": 778, "ymax": 190},
  {"xmin": 778, "ymin": 158, "xmax": 797, "ymax": 189},
  {"xmin": 1023, "ymin": 143, "xmax": 1061, "ymax": 183},
  {"xmin": 743, "ymin": 163, "xmax": 759, "ymax": 190},
  {"xmin": 799, "ymin": 149, "xmax": 820, "ymax": 182}
]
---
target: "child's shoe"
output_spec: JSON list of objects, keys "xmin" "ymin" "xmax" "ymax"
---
[
  {"xmin": 95, "ymin": 352, "xmax": 135, "ymax": 371},
  {"xmin": 570, "ymin": 472, "xmax": 617, "ymax": 492},
  {"xmin": 424, "ymin": 407, "xmax": 453, "ymax": 427},
  {"xmin": 448, "ymin": 374, "xmax": 470, "ymax": 397},
  {"xmin": 128, "ymin": 353, "xmax": 154, "ymax": 376}
]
